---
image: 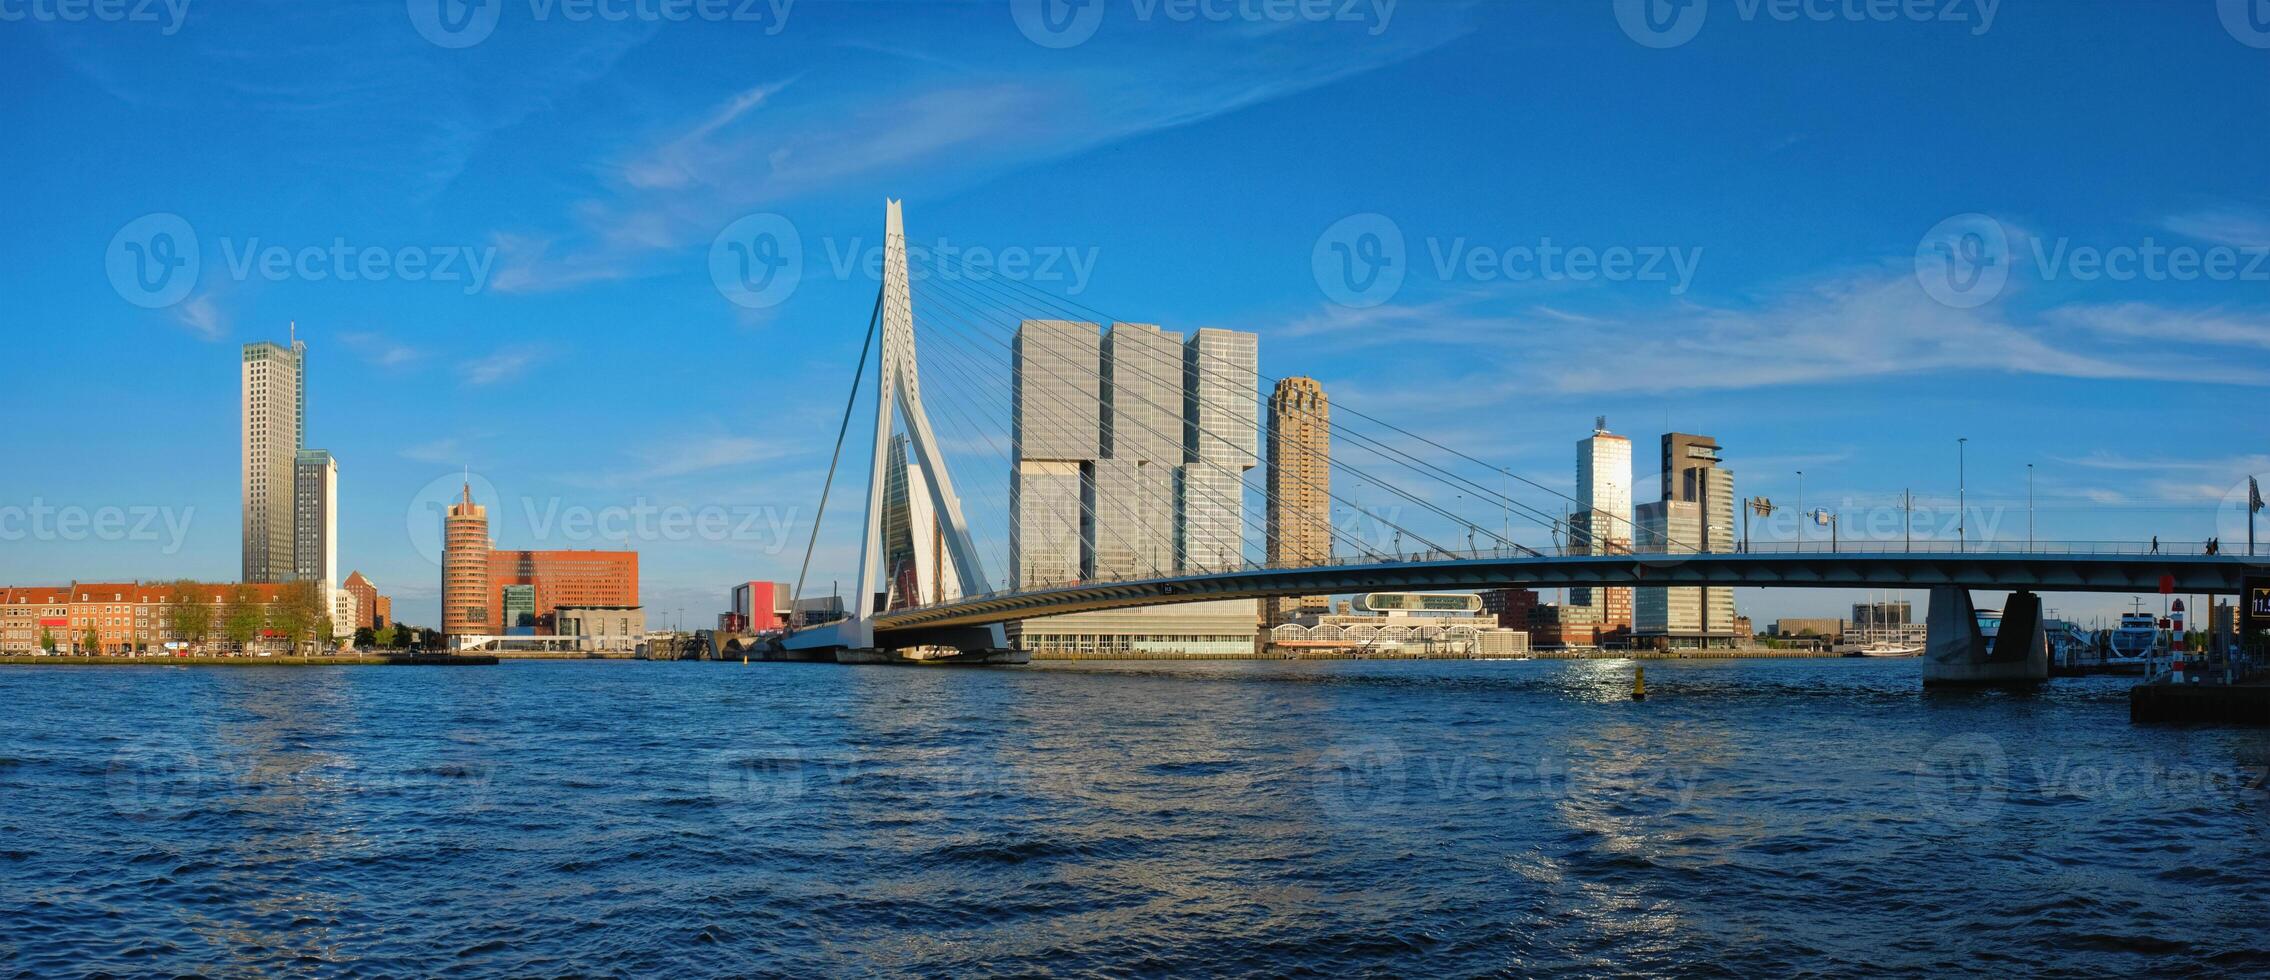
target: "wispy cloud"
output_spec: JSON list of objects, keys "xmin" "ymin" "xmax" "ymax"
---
[
  {"xmin": 342, "ymin": 331, "xmax": 426, "ymax": 367},
  {"xmin": 2048, "ymin": 304, "xmax": 2270, "ymax": 350},
  {"xmin": 461, "ymin": 346, "xmax": 547, "ymax": 386},
  {"xmin": 2161, "ymin": 206, "xmax": 2270, "ymax": 248},
  {"xmin": 174, "ymin": 295, "xmax": 226, "ymax": 341},
  {"xmin": 489, "ymin": 7, "xmax": 1481, "ymax": 292},
  {"xmin": 1275, "ymin": 265, "xmax": 2270, "ymax": 400}
]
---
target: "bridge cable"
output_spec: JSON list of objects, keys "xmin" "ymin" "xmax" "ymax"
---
[{"xmin": 790, "ymin": 286, "xmax": 884, "ymax": 632}]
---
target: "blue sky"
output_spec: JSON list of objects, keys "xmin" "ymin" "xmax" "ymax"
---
[{"xmin": 3, "ymin": 0, "xmax": 2267, "ymax": 629}]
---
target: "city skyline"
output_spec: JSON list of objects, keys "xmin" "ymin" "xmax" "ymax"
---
[{"xmin": 4, "ymin": 4, "xmax": 2266, "ymax": 631}]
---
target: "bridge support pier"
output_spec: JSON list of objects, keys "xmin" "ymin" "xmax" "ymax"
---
[{"xmin": 1922, "ymin": 586, "xmax": 2047, "ymax": 686}]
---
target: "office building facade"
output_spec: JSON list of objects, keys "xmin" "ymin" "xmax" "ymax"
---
[
  {"xmin": 1179, "ymin": 328, "xmax": 1257, "ymax": 573},
  {"xmin": 1266, "ymin": 376, "xmax": 1332, "ymax": 625},
  {"xmin": 1007, "ymin": 320, "xmax": 1263, "ymax": 655},
  {"xmin": 292, "ymin": 449, "xmax": 338, "ymax": 590},
  {"xmin": 1010, "ymin": 320, "xmax": 1100, "ymax": 590},
  {"xmin": 1633, "ymin": 432, "xmax": 1738, "ymax": 646},
  {"xmin": 242, "ymin": 339, "xmax": 305, "ymax": 583},
  {"xmin": 441, "ymin": 483, "xmax": 493, "ymax": 636},
  {"xmin": 1567, "ymin": 419, "xmax": 1632, "ymax": 632}
]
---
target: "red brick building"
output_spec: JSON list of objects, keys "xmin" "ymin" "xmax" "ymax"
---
[
  {"xmin": 487, "ymin": 550, "xmax": 640, "ymax": 634},
  {"xmin": 341, "ymin": 571, "xmax": 394, "ymax": 630}
]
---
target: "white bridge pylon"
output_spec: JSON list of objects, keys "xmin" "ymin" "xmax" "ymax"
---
[{"xmin": 838, "ymin": 200, "xmax": 1001, "ymax": 652}]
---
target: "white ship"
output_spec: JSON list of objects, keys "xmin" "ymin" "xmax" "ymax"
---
[{"xmin": 2101, "ymin": 609, "xmax": 2162, "ymax": 675}]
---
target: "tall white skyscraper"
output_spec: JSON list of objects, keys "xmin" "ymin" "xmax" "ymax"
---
[
  {"xmin": 242, "ymin": 337, "xmax": 305, "ymax": 583},
  {"xmin": 1567, "ymin": 418, "xmax": 1632, "ymax": 629}
]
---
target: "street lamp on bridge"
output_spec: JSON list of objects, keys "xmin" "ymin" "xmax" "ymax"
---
[{"xmin": 1957, "ymin": 437, "xmax": 1968, "ymax": 554}]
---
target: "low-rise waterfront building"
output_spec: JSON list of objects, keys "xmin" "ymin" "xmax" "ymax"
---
[
  {"xmin": 1, "ymin": 582, "xmax": 313, "ymax": 655},
  {"xmin": 1266, "ymin": 592, "xmax": 1530, "ymax": 658}
]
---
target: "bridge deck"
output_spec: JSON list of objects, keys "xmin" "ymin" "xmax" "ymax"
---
[{"xmin": 867, "ymin": 551, "xmax": 2266, "ymax": 637}]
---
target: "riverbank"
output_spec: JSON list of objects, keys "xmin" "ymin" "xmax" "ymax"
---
[
  {"xmin": 1032, "ymin": 648, "xmax": 1844, "ymax": 662},
  {"xmin": 0, "ymin": 654, "xmax": 498, "ymax": 666}
]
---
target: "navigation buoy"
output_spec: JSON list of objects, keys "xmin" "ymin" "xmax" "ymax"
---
[{"xmin": 1633, "ymin": 666, "xmax": 1647, "ymax": 701}]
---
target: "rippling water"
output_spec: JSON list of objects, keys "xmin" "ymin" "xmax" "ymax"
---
[{"xmin": 3, "ymin": 658, "xmax": 2268, "ymax": 975}]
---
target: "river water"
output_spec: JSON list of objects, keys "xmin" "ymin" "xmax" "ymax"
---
[{"xmin": 2, "ymin": 658, "xmax": 2266, "ymax": 976}]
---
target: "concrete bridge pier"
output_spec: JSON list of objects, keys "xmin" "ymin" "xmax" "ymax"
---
[{"xmin": 1922, "ymin": 586, "xmax": 2047, "ymax": 686}]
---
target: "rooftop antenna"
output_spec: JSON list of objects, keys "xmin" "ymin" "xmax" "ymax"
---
[{"xmin": 1595, "ymin": 415, "xmax": 1609, "ymax": 434}]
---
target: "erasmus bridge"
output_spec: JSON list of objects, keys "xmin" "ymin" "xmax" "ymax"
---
[{"xmin": 773, "ymin": 202, "xmax": 2264, "ymax": 684}]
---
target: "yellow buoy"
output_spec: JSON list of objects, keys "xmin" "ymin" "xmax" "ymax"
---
[{"xmin": 1632, "ymin": 665, "xmax": 1647, "ymax": 701}]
